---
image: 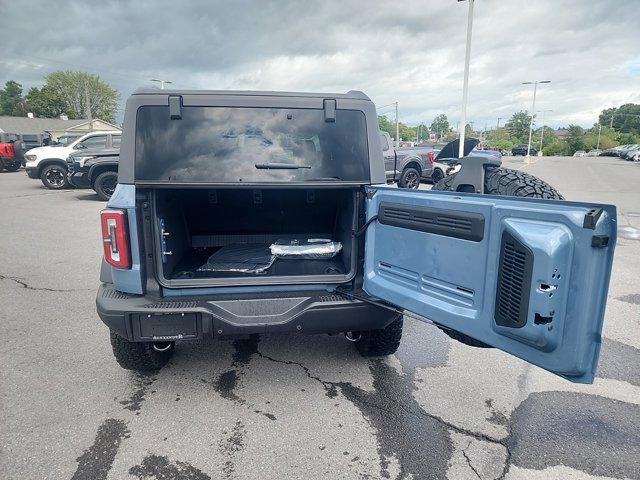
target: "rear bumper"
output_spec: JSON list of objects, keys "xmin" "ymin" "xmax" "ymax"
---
[{"xmin": 96, "ymin": 284, "xmax": 397, "ymax": 341}]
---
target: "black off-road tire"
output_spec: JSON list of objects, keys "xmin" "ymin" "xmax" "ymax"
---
[
  {"xmin": 94, "ymin": 171, "xmax": 118, "ymax": 201},
  {"xmin": 398, "ymin": 167, "xmax": 421, "ymax": 189},
  {"xmin": 110, "ymin": 330, "xmax": 174, "ymax": 371},
  {"xmin": 434, "ymin": 166, "xmax": 563, "ymax": 200},
  {"xmin": 40, "ymin": 164, "xmax": 69, "ymax": 189},
  {"xmin": 431, "ymin": 167, "xmax": 444, "ymax": 184},
  {"xmin": 433, "ymin": 166, "xmax": 563, "ymax": 348},
  {"xmin": 1, "ymin": 158, "xmax": 21, "ymax": 172},
  {"xmin": 355, "ymin": 315, "xmax": 403, "ymax": 357}
]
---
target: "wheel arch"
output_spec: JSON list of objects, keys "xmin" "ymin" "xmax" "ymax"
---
[
  {"xmin": 89, "ymin": 163, "xmax": 118, "ymax": 188},
  {"xmin": 37, "ymin": 159, "xmax": 68, "ymax": 176},
  {"xmin": 402, "ymin": 159, "xmax": 422, "ymax": 175}
]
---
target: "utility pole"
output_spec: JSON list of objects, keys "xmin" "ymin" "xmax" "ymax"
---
[
  {"xmin": 496, "ymin": 117, "xmax": 502, "ymax": 129},
  {"xmin": 83, "ymin": 80, "xmax": 92, "ymax": 124},
  {"xmin": 151, "ymin": 79, "xmax": 173, "ymax": 89},
  {"xmin": 597, "ymin": 123, "xmax": 602, "ymax": 150},
  {"xmin": 458, "ymin": 0, "xmax": 475, "ymax": 158},
  {"xmin": 523, "ymin": 80, "xmax": 551, "ymax": 158},
  {"xmin": 609, "ymin": 113, "xmax": 614, "ymax": 129},
  {"xmin": 537, "ymin": 109, "xmax": 553, "ymax": 153},
  {"xmin": 395, "ymin": 102, "xmax": 399, "ymax": 147}
]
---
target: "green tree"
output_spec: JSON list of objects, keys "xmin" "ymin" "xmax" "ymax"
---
[
  {"xmin": 599, "ymin": 104, "xmax": 640, "ymax": 134},
  {"xmin": 464, "ymin": 123, "xmax": 478, "ymax": 137},
  {"xmin": 43, "ymin": 71, "xmax": 120, "ymax": 123},
  {"xmin": 0, "ymin": 80, "xmax": 27, "ymax": 116},
  {"xmin": 485, "ymin": 128, "xmax": 517, "ymax": 151},
  {"xmin": 544, "ymin": 138, "xmax": 569, "ymax": 156},
  {"xmin": 505, "ymin": 110, "xmax": 532, "ymax": 140},
  {"xmin": 565, "ymin": 125, "xmax": 585, "ymax": 154},
  {"xmin": 378, "ymin": 115, "xmax": 396, "ymax": 140},
  {"xmin": 430, "ymin": 114, "xmax": 451, "ymax": 138},
  {"xmin": 531, "ymin": 126, "xmax": 556, "ymax": 153},
  {"xmin": 399, "ymin": 123, "xmax": 416, "ymax": 142},
  {"xmin": 617, "ymin": 131, "xmax": 640, "ymax": 145},
  {"xmin": 583, "ymin": 124, "xmax": 617, "ymax": 151},
  {"xmin": 26, "ymin": 86, "xmax": 67, "ymax": 118}
]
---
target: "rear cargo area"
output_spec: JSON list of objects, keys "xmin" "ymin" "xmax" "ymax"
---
[{"xmin": 153, "ymin": 188, "xmax": 358, "ymax": 286}]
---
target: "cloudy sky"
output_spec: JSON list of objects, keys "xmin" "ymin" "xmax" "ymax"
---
[{"xmin": 3, "ymin": 0, "xmax": 639, "ymax": 129}]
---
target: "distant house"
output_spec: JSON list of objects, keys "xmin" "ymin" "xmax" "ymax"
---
[
  {"xmin": 554, "ymin": 128, "xmax": 569, "ymax": 138},
  {"xmin": 0, "ymin": 116, "xmax": 120, "ymax": 141}
]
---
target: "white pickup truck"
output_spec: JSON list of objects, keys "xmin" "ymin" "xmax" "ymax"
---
[{"xmin": 24, "ymin": 130, "xmax": 121, "ymax": 189}]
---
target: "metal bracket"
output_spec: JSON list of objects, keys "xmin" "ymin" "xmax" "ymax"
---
[{"xmin": 450, "ymin": 154, "xmax": 502, "ymax": 194}]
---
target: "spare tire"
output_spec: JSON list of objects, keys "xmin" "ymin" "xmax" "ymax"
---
[
  {"xmin": 432, "ymin": 166, "xmax": 563, "ymax": 348},
  {"xmin": 12, "ymin": 140, "xmax": 26, "ymax": 161}
]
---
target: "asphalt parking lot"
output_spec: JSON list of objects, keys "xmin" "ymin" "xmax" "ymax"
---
[{"xmin": 1, "ymin": 155, "xmax": 639, "ymax": 480}]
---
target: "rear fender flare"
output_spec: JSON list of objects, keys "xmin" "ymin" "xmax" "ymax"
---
[
  {"xmin": 88, "ymin": 162, "xmax": 118, "ymax": 187},
  {"xmin": 401, "ymin": 158, "xmax": 423, "ymax": 176}
]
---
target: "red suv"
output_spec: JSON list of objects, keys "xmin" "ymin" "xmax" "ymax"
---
[{"xmin": 0, "ymin": 133, "xmax": 24, "ymax": 172}]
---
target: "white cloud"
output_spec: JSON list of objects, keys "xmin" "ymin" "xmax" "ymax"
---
[{"xmin": 3, "ymin": 0, "xmax": 639, "ymax": 128}]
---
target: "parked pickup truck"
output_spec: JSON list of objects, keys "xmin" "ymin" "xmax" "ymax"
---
[
  {"xmin": 97, "ymin": 88, "xmax": 616, "ymax": 386},
  {"xmin": 67, "ymin": 147, "xmax": 119, "ymax": 200},
  {"xmin": 380, "ymin": 131, "xmax": 480, "ymax": 187},
  {"xmin": 24, "ymin": 130, "xmax": 121, "ymax": 189}
]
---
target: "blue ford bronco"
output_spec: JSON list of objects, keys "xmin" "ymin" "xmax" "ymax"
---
[{"xmin": 97, "ymin": 88, "xmax": 616, "ymax": 383}]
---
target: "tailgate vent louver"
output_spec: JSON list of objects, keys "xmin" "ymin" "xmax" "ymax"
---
[
  {"xmin": 494, "ymin": 232, "xmax": 533, "ymax": 328},
  {"xmin": 378, "ymin": 202, "xmax": 484, "ymax": 241}
]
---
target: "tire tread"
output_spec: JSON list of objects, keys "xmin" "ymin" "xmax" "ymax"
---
[{"xmin": 110, "ymin": 331, "xmax": 173, "ymax": 371}]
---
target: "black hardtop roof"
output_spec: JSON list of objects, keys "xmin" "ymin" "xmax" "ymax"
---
[{"xmin": 131, "ymin": 87, "xmax": 370, "ymax": 101}]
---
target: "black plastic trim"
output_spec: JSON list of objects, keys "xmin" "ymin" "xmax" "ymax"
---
[
  {"xmin": 583, "ymin": 207, "xmax": 603, "ymax": 229},
  {"xmin": 494, "ymin": 231, "xmax": 533, "ymax": 328},
  {"xmin": 377, "ymin": 202, "xmax": 485, "ymax": 242},
  {"xmin": 168, "ymin": 95, "xmax": 182, "ymax": 119},
  {"xmin": 96, "ymin": 284, "xmax": 397, "ymax": 339}
]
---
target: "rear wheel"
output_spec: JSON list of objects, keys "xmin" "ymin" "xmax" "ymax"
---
[
  {"xmin": 40, "ymin": 164, "xmax": 69, "ymax": 189},
  {"xmin": 398, "ymin": 167, "xmax": 420, "ymax": 189},
  {"xmin": 433, "ymin": 166, "xmax": 563, "ymax": 347},
  {"xmin": 110, "ymin": 330, "xmax": 174, "ymax": 371},
  {"xmin": 93, "ymin": 171, "xmax": 118, "ymax": 201},
  {"xmin": 353, "ymin": 315, "xmax": 403, "ymax": 357},
  {"xmin": 1, "ymin": 158, "xmax": 21, "ymax": 172},
  {"xmin": 431, "ymin": 167, "xmax": 444, "ymax": 184}
]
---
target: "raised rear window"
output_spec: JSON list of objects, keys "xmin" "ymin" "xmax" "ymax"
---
[{"xmin": 135, "ymin": 106, "xmax": 369, "ymax": 183}]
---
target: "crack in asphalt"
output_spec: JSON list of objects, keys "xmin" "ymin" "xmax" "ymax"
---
[
  {"xmin": 256, "ymin": 349, "xmax": 513, "ymax": 479},
  {"xmin": 0, "ymin": 274, "xmax": 92, "ymax": 292},
  {"xmin": 462, "ymin": 440, "xmax": 482, "ymax": 479}
]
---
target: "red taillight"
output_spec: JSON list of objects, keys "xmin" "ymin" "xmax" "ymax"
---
[
  {"xmin": 100, "ymin": 209, "xmax": 131, "ymax": 269},
  {"xmin": 427, "ymin": 151, "xmax": 435, "ymax": 164}
]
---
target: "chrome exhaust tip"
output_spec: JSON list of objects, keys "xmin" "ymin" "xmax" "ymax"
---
[
  {"xmin": 152, "ymin": 341, "xmax": 173, "ymax": 352},
  {"xmin": 344, "ymin": 331, "xmax": 362, "ymax": 342}
]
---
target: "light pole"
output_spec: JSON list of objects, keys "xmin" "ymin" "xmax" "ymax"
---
[
  {"xmin": 597, "ymin": 123, "xmax": 602, "ymax": 150},
  {"xmin": 395, "ymin": 102, "xmax": 399, "ymax": 147},
  {"xmin": 496, "ymin": 117, "xmax": 502, "ymax": 130},
  {"xmin": 151, "ymin": 79, "xmax": 173, "ymax": 89},
  {"xmin": 458, "ymin": 0, "xmax": 475, "ymax": 158},
  {"xmin": 537, "ymin": 109, "xmax": 553, "ymax": 153},
  {"xmin": 523, "ymin": 80, "xmax": 551, "ymax": 158}
]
